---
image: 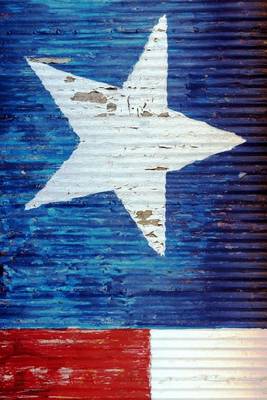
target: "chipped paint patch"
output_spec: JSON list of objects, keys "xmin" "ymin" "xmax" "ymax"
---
[
  {"xmin": 136, "ymin": 210, "xmax": 162, "ymax": 227},
  {"xmin": 145, "ymin": 166, "xmax": 169, "ymax": 171},
  {"xmin": 107, "ymin": 102, "xmax": 117, "ymax": 111},
  {"xmin": 64, "ymin": 76, "xmax": 76, "ymax": 83},
  {"xmin": 239, "ymin": 172, "xmax": 247, "ymax": 179},
  {"xmin": 141, "ymin": 111, "xmax": 153, "ymax": 117},
  {"xmin": 71, "ymin": 90, "xmax": 107, "ymax": 103},
  {"xmin": 158, "ymin": 112, "xmax": 169, "ymax": 118},
  {"xmin": 29, "ymin": 57, "xmax": 72, "ymax": 64},
  {"xmin": 0, "ymin": 330, "xmax": 150, "ymax": 398}
]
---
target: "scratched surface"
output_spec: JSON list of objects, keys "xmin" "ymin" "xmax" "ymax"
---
[
  {"xmin": 0, "ymin": 329, "xmax": 151, "ymax": 399},
  {"xmin": 1, "ymin": 0, "xmax": 267, "ymax": 328}
]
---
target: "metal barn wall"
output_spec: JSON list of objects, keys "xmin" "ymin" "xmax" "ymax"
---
[
  {"xmin": 1, "ymin": 0, "xmax": 267, "ymax": 329},
  {"xmin": 1, "ymin": 0, "xmax": 267, "ymax": 399}
]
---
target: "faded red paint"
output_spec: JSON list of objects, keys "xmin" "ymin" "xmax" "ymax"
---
[{"xmin": 0, "ymin": 329, "xmax": 151, "ymax": 399}]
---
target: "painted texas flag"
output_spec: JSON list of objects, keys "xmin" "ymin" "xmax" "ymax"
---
[
  {"xmin": 1, "ymin": 0, "xmax": 267, "ymax": 399},
  {"xmin": 1, "ymin": 329, "xmax": 267, "ymax": 399},
  {"xmin": 1, "ymin": 0, "xmax": 265, "ymax": 329}
]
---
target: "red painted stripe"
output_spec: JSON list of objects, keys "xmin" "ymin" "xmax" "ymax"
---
[{"xmin": 0, "ymin": 329, "xmax": 151, "ymax": 399}]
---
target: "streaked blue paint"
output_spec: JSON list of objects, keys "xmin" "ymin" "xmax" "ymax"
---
[{"xmin": 1, "ymin": 0, "xmax": 266, "ymax": 328}]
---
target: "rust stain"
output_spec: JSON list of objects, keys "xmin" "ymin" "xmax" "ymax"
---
[
  {"xmin": 29, "ymin": 57, "xmax": 72, "ymax": 64},
  {"xmin": 71, "ymin": 91, "xmax": 107, "ymax": 103}
]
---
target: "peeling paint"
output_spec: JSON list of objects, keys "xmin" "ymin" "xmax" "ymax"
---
[
  {"xmin": 0, "ymin": 330, "xmax": 150, "ymax": 398},
  {"xmin": 158, "ymin": 112, "xmax": 169, "ymax": 118},
  {"xmin": 239, "ymin": 172, "xmax": 247, "ymax": 179},
  {"xmin": 0, "ymin": 10, "xmax": 267, "ymax": 399},
  {"xmin": 107, "ymin": 102, "xmax": 117, "ymax": 111},
  {"xmin": 64, "ymin": 76, "xmax": 76, "ymax": 83},
  {"xmin": 136, "ymin": 210, "xmax": 162, "ymax": 227},
  {"xmin": 145, "ymin": 166, "xmax": 169, "ymax": 171},
  {"xmin": 29, "ymin": 57, "xmax": 72, "ymax": 64},
  {"xmin": 71, "ymin": 90, "xmax": 108, "ymax": 103},
  {"xmin": 25, "ymin": 15, "xmax": 244, "ymax": 256},
  {"xmin": 105, "ymin": 87, "xmax": 118, "ymax": 91},
  {"xmin": 141, "ymin": 111, "xmax": 153, "ymax": 117}
]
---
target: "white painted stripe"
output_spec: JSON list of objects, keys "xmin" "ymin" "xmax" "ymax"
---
[{"xmin": 151, "ymin": 329, "xmax": 267, "ymax": 399}]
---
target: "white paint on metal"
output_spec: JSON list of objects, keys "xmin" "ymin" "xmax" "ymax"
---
[
  {"xmin": 123, "ymin": 14, "xmax": 168, "ymax": 115},
  {"xmin": 150, "ymin": 329, "xmax": 267, "ymax": 399},
  {"xmin": 59, "ymin": 367, "xmax": 73, "ymax": 384},
  {"xmin": 25, "ymin": 16, "xmax": 245, "ymax": 255}
]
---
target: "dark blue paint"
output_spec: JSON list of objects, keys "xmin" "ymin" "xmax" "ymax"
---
[{"xmin": 1, "ymin": 0, "xmax": 267, "ymax": 328}]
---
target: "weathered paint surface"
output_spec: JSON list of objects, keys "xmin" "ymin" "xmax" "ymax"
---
[
  {"xmin": 151, "ymin": 329, "xmax": 267, "ymax": 399},
  {"xmin": 1, "ymin": 0, "xmax": 267, "ymax": 397},
  {"xmin": 1, "ymin": 329, "xmax": 267, "ymax": 399},
  {"xmin": 1, "ymin": 1, "xmax": 267, "ymax": 330},
  {"xmin": 25, "ymin": 16, "xmax": 244, "ymax": 255},
  {"xmin": 0, "ymin": 329, "xmax": 151, "ymax": 399}
]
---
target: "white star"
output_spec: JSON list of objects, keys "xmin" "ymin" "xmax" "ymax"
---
[{"xmin": 25, "ymin": 15, "xmax": 245, "ymax": 256}]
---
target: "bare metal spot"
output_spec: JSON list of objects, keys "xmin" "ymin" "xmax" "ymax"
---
[
  {"xmin": 29, "ymin": 57, "xmax": 71, "ymax": 64},
  {"xmin": 145, "ymin": 166, "xmax": 169, "ymax": 171},
  {"xmin": 239, "ymin": 172, "xmax": 247, "ymax": 179},
  {"xmin": 107, "ymin": 102, "xmax": 117, "ymax": 112},
  {"xmin": 71, "ymin": 91, "xmax": 107, "ymax": 103},
  {"xmin": 64, "ymin": 76, "xmax": 76, "ymax": 83},
  {"xmin": 158, "ymin": 112, "xmax": 169, "ymax": 117},
  {"xmin": 135, "ymin": 210, "xmax": 162, "ymax": 227},
  {"xmin": 136, "ymin": 210, "xmax": 152, "ymax": 219},
  {"xmin": 141, "ymin": 111, "xmax": 153, "ymax": 117}
]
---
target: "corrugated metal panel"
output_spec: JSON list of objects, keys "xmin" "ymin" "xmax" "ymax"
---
[
  {"xmin": 151, "ymin": 329, "xmax": 267, "ymax": 399},
  {"xmin": 1, "ymin": 329, "xmax": 267, "ymax": 398},
  {"xmin": 0, "ymin": 329, "xmax": 151, "ymax": 399},
  {"xmin": 1, "ymin": 0, "xmax": 267, "ymax": 327},
  {"xmin": 0, "ymin": 0, "xmax": 267, "ymax": 400},
  {"xmin": 1, "ymin": 3, "xmax": 267, "ymax": 398},
  {"xmin": 1, "ymin": 0, "xmax": 267, "ymax": 328}
]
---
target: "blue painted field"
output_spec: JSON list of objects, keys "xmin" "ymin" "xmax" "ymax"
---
[{"xmin": 1, "ymin": 0, "xmax": 267, "ymax": 328}]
